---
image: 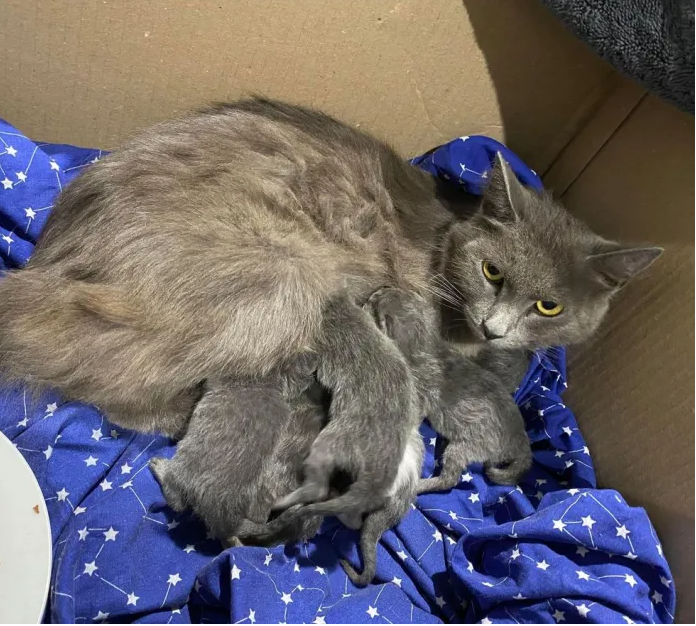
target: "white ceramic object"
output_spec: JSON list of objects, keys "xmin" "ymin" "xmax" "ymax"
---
[{"xmin": 0, "ymin": 431, "xmax": 52, "ymax": 624}]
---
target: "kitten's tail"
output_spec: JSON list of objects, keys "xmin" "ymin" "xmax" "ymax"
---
[
  {"xmin": 280, "ymin": 488, "xmax": 382, "ymax": 521},
  {"xmin": 235, "ymin": 516, "xmax": 322, "ymax": 547},
  {"xmin": 340, "ymin": 512, "xmax": 385, "ymax": 587},
  {"xmin": 484, "ymin": 448, "xmax": 533, "ymax": 486},
  {"xmin": 240, "ymin": 489, "xmax": 380, "ymax": 544}
]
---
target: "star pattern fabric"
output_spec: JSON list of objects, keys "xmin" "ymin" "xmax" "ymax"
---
[{"xmin": 0, "ymin": 118, "xmax": 676, "ymax": 624}]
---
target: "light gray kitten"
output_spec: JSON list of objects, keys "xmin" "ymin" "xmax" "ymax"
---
[
  {"xmin": 369, "ymin": 288, "xmax": 531, "ymax": 493},
  {"xmin": 343, "ymin": 288, "xmax": 531, "ymax": 585},
  {"xmin": 0, "ymin": 99, "xmax": 661, "ymax": 521},
  {"xmin": 342, "ymin": 288, "xmax": 531, "ymax": 585},
  {"xmin": 149, "ymin": 354, "xmax": 326, "ymax": 545}
]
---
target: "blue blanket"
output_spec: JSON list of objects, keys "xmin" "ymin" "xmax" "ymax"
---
[{"xmin": 0, "ymin": 120, "xmax": 676, "ymax": 624}]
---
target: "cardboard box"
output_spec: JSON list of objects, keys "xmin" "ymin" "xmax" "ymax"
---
[{"xmin": 1, "ymin": 0, "xmax": 693, "ymax": 620}]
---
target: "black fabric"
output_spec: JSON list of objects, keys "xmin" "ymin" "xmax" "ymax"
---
[{"xmin": 540, "ymin": 0, "xmax": 694, "ymax": 113}]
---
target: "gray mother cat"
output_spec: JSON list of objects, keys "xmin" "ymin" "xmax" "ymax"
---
[{"xmin": 0, "ymin": 98, "xmax": 660, "ymax": 509}]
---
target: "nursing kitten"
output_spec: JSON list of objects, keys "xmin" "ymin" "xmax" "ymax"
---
[
  {"xmin": 0, "ymin": 98, "xmax": 661, "ymax": 518},
  {"xmin": 472, "ymin": 346, "xmax": 531, "ymax": 395},
  {"xmin": 149, "ymin": 354, "xmax": 325, "ymax": 545},
  {"xmin": 373, "ymin": 287, "xmax": 531, "ymax": 486},
  {"xmin": 270, "ymin": 292, "xmax": 421, "ymax": 524}
]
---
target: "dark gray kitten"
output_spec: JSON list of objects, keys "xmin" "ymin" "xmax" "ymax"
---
[
  {"xmin": 149, "ymin": 355, "xmax": 325, "ymax": 545},
  {"xmin": 269, "ymin": 292, "xmax": 421, "ymax": 524}
]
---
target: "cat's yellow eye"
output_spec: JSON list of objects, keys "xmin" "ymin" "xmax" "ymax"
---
[
  {"xmin": 535, "ymin": 300, "xmax": 564, "ymax": 317},
  {"xmin": 482, "ymin": 261, "xmax": 504, "ymax": 284}
]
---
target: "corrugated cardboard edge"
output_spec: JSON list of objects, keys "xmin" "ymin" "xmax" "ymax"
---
[{"xmin": 543, "ymin": 79, "xmax": 647, "ymax": 194}]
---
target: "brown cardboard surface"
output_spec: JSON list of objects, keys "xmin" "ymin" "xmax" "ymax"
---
[
  {"xmin": 0, "ymin": 0, "xmax": 615, "ymax": 171},
  {"xmin": 561, "ymin": 96, "xmax": 695, "ymax": 622},
  {"xmin": 543, "ymin": 79, "xmax": 646, "ymax": 195}
]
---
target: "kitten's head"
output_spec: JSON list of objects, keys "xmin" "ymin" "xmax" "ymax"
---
[
  {"xmin": 439, "ymin": 153, "xmax": 662, "ymax": 350},
  {"xmin": 367, "ymin": 287, "xmax": 439, "ymax": 360}
]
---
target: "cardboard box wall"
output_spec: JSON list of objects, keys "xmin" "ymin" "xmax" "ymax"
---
[{"xmin": 1, "ymin": 0, "xmax": 693, "ymax": 621}]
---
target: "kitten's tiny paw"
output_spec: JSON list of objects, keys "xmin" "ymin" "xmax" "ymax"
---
[
  {"xmin": 273, "ymin": 483, "xmax": 328, "ymax": 512},
  {"xmin": 367, "ymin": 287, "xmax": 405, "ymax": 334},
  {"xmin": 367, "ymin": 286, "xmax": 404, "ymax": 308},
  {"xmin": 149, "ymin": 456, "xmax": 169, "ymax": 482},
  {"xmin": 225, "ymin": 536, "xmax": 244, "ymax": 548}
]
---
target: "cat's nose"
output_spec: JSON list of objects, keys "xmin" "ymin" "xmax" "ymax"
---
[{"xmin": 482, "ymin": 322, "xmax": 504, "ymax": 340}]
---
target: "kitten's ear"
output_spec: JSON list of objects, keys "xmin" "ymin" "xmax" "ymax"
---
[
  {"xmin": 588, "ymin": 245, "xmax": 663, "ymax": 289},
  {"xmin": 481, "ymin": 152, "xmax": 532, "ymax": 223}
]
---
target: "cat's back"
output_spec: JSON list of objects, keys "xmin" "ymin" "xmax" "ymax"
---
[
  {"xmin": 2, "ymin": 99, "xmax": 443, "ymax": 394},
  {"xmin": 49, "ymin": 98, "xmax": 399, "ymax": 227},
  {"xmin": 41, "ymin": 98, "xmax": 443, "ymax": 252},
  {"xmin": 30, "ymin": 98, "xmax": 431, "ymax": 295}
]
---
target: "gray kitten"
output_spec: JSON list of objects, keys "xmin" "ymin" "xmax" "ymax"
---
[
  {"xmin": 149, "ymin": 354, "xmax": 325, "ymax": 545},
  {"xmin": 370, "ymin": 288, "xmax": 531, "ymax": 491},
  {"xmin": 0, "ymin": 99, "xmax": 661, "ymax": 518},
  {"xmin": 269, "ymin": 292, "xmax": 421, "ymax": 524}
]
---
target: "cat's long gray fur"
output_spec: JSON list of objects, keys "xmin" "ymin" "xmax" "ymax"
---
[{"xmin": 0, "ymin": 98, "xmax": 662, "ymax": 519}]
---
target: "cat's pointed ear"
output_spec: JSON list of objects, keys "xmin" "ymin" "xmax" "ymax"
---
[
  {"xmin": 480, "ymin": 152, "xmax": 532, "ymax": 223},
  {"xmin": 588, "ymin": 245, "xmax": 663, "ymax": 289}
]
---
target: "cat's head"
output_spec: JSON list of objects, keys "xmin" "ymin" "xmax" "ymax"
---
[{"xmin": 439, "ymin": 153, "xmax": 662, "ymax": 350}]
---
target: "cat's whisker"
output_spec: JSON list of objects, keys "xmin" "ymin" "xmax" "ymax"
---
[
  {"xmin": 430, "ymin": 272, "xmax": 465, "ymax": 304},
  {"xmin": 435, "ymin": 290, "xmax": 463, "ymax": 310},
  {"xmin": 418, "ymin": 275, "xmax": 461, "ymax": 306},
  {"xmin": 439, "ymin": 300, "xmax": 464, "ymax": 313},
  {"xmin": 539, "ymin": 345, "xmax": 564, "ymax": 362},
  {"xmin": 448, "ymin": 320, "xmax": 469, "ymax": 330},
  {"xmin": 428, "ymin": 270, "xmax": 456, "ymax": 290},
  {"xmin": 427, "ymin": 277, "xmax": 465, "ymax": 311},
  {"xmin": 421, "ymin": 284, "xmax": 461, "ymax": 309}
]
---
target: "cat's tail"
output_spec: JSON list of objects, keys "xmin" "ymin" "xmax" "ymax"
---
[
  {"xmin": 340, "ymin": 511, "xmax": 385, "ymax": 587},
  {"xmin": 484, "ymin": 447, "xmax": 533, "ymax": 486},
  {"xmin": 0, "ymin": 269, "xmax": 144, "ymax": 384}
]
